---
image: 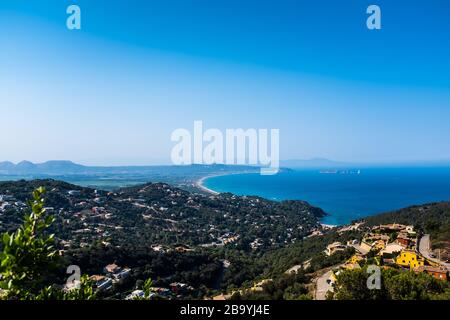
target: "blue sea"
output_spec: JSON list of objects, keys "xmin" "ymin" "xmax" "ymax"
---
[{"xmin": 203, "ymin": 167, "xmax": 450, "ymax": 226}]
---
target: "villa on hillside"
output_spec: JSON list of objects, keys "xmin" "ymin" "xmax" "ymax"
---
[
  {"xmin": 413, "ymin": 266, "xmax": 448, "ymax": 281},
  {"xmin": 323, "ymin": 223, "xmax": 449, "ymax": 299},
  {"xmin": 104, "ymin": 263, "xmax": 121, "ymax": 274},
  {"xmin": 326, "ymin": 242, "xmax": 348, "ymax": 256},
  {"xmin": 395, "ymin": 250, "xmax": 425, "ymax": 269},
  {"xmin": 372, "ymin": 223, "xmax": 414, "ymax": 233},
  {"xmin": 380, "ymin": 243, "xmax": 404, "ymax": 255}
]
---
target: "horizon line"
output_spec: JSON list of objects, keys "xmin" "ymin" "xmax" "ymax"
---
[{"xmin": 2, "ymin": 158, "xmax": 450, "ymax": 168}]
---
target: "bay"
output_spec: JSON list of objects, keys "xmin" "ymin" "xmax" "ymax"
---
[{"xmin": 203, "ymin": 167, "xmax": 450, "ymax": 225}]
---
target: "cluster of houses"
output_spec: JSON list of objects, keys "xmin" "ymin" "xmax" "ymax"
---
[
  {"xmin": 250, "ymin": 238, "xmax": 264, "ymax": 250},
  {"xmin": 1, "ymin": 187, "xmax": 119, "ymax": 251},
  {"xmin": 60, "ymin": 190, "xmax": 120, "ymax": 249},
  {"xmin": 125, "ymin": 282, "xmax": 193, "ymax": 300},
  {"xmin": 86, "ymin": 262, "xmax": 194, "ymax": 300},
  {"xmin": 199, "ymin": 232, "xmax": 240, "ymax": 248},
  {"xmin": 89, "ymin": 263, "xmax": 132, "ymax": 292},
  {"xmin": 326, "ymin": 223, "xmax": 448, "ymax": 283},
  {"xmin": 0, "ymin": 194, "xmax": 27, "ymax": 213}
]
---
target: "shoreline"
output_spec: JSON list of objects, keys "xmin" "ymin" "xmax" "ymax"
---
[
  {"xmin": 320, "ymin": 223, "xmax": 337, "ymax": 229},
  {"xmin": 196, "ymin": 172, "xmax": 344, "ymax": 227},
  {"xmin": 196, "ymin": 175, "xmax": 221, "ymax": 195},
  {"xmin": 196, "ymin": 170, "xmax": 259, "ymax": 195},
  {"xmin": 198, "ymin": 174, "xmax": 342, "ymax": 228}
]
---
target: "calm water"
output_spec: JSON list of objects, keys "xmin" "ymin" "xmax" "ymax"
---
[{"xmin": 203, "ymin": 167, "xmax": 450, "ymax": 225}]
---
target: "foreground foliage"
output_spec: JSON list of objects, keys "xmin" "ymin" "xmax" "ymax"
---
[
  {"xmin": 0, "ymin": 187, "xmax": 95, "ymax": 300},
  {"xmin": 329, "ymin": 267, "xmax": 450, "ymax": 300}
]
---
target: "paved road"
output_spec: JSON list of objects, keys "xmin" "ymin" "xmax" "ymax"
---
[
  {"xmin": 419, "ymin": 234, "xmax": 450, "ymax": 271},
  {"xmin": 285, "ymin": 259, "xmax": 311, "ymax": 275},
  {"xmin": 315, "ymin": 270, "xmax": 333, "ymax": 300}
]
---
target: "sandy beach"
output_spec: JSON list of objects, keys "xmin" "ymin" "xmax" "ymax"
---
[
  {"xmin": 196, "ymin": 170, "xmax": 259, "ymax": 195},
  {"xmin": 196, "ymin": 175, "xmax": 220, "ymax": 195},
  {"xmin": 320, "ymin": 223, "xmax": 337, "ymax": 229}
]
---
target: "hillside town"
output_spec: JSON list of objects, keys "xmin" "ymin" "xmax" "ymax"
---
[
  {"xmin": 0, "ymin": 180, "xmax": 325, "ymax": 252},
  {"xmin": 319, "ymin": 223, "xmax": 449, "ymax": 298},
  {"xmin": 1, "ymin": 180, "xmax": 449, "ymax": 300}
]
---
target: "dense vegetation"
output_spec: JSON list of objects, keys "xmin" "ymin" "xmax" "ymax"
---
[
  {"xmin": 65, "ymin": 245, "xmax": 222, "ymax": 298},
  {"xmin": 329, "ymin": 267, "xmax": 450, "ymax": 300},
  {"xmin": 0, "ymin": 180, "xmax": 327, "ymax": 298},
  {"xmin": 231, "ymin": 272, "xmax": 312, "ymax": 300},
  {"xmin": 0, "ymin": 187, "xmax": 95, "ymax": 300},
  {"xmin": 1, "ymin": 180, "xmax": 449, "ymax": 300},
  {"xmin": 364, "ymin": 201, "xmax": 450, "ymax": 252},
  {"xmin": 0, "ymin": 179, "xmax": 325, "ymax": 249},
  {"xmin": 257, "ymin": 231, "xmax": 361, "ymax": 277}
]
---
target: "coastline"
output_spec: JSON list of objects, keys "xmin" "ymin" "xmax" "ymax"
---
[
  {"xmin": 196, "ymin": 171, "xmax": 343, "ymax": 227},
  {"xmin": 320, "ymin": 223, "xmax": 337, "ymax": 229},
  {"xmin": 196, "ymin": 175, "xmax": 220, "ymax": 195},
  {"xmin": 198, "ymin": 173, "xmax": 341, "ymax": 228},
  {"xmin": 196, "ymin": 170, "xmax": 259, "ymax": 195}
]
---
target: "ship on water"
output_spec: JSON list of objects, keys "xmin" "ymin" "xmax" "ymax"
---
[{"xmin": 319, "ymin": 169, "xmax": 361, "ymax": 175}]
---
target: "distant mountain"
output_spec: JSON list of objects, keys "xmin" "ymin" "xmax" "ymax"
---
[
  {"xmin": 281, "ymin": 158, "xmax": 352, "ymax": 169},
  {"xmin": 0, "ymin": 161, "xmax": 15, "ymax": 170},
  {"xmin": 0, "ymin": 160, "xmax": 86, "ymax": 175},
  {"xmin": 0, "ymin": 161, "xmax": 258, "ymax": 176},
  {"xmin": 15, "ymin": 161, "xmax": 37, "ymax": 170},
  {"xmin": 37, "ymin": 160, "xmax": 86, "ymax": 171}
]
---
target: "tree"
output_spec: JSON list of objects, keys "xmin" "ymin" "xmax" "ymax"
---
[
  {"xmin": 0, "ymin": 187, "xmax": 95, "ymax": 300},
  {"xmin": 329, "ymin": 267, "xmax": 449, "ymax": 300},
  {"xmin": 329, "ymin": 268, "xmax": 379, "ymax": 300},
  {"xmin": 142, "ymin": 278, "xmax": 153, "ymax": 299}
]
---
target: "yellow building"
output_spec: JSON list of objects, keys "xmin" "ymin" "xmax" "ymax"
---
[
  {"xmin": 396, "ymin": 250, "xmax": 425, "ymax": 269},
  {"xmin": 372, "ymin": 239, "xmax": 386, "ymax": 251},
  {"xmin": 342, "ymin": 263, "xmax": 361, "ymax": 270},
  {"xmin": 347, "ymin": 254, "xmax": 365, "ymax": 265}
]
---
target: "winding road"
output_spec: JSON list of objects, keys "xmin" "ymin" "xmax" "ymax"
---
[
  {"xmin": 418, "ymin": 234, "xmax": 450, "ymax": 271},
  {"xmin": 315, "ymin": 270, "xmax": 332, "ymax": 300}
]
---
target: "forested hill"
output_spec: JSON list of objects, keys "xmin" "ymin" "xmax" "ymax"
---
[
  {"xmin": 364, "ymin": 201, "xmax": 450, "ymax": 228},
  {"xmin": 363, "ymin": 201, "xmax": 450, "ymax": 251},
  {"xmin": 1, "ymin": 179, "xmax": 450, "ymax": 300},
  {"xmin": 0, "ymin": 179, "xmax": 325, "ymax": 250}
]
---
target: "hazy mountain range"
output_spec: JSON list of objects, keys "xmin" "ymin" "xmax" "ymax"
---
[
  {"xmin": 0, "ymin": 159, "xmax": 344, "ymax": 175},
  {"xmin": 0, "ymin": 160, "xmax": 86, "ymax": 174},
  {"xmin": 1, "ymin": 158, "xmax": 449, "ymax": 176},
  {"xmin": 0, "ymin": 161, "xmax": 259, "ymax": 176}
]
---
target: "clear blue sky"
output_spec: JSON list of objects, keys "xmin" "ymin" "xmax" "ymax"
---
[{"xmin": 1, "ymin": 0, "xmax": 449, "ymax": 165}]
